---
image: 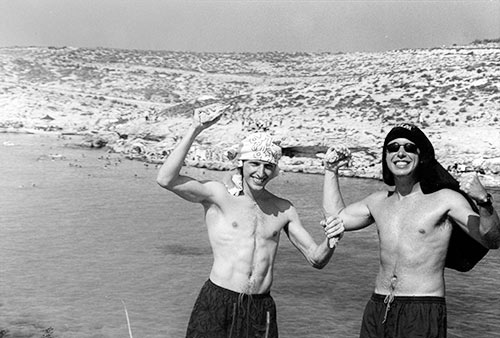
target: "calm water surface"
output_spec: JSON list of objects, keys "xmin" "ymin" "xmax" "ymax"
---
[{"xmin": 1, "ymin": 133, "xmax": 499, "ymax": 338}]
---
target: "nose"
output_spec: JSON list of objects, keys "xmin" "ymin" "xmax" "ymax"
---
[
  {"xmin": 397, "ymin": 147, "xmax": 406, "ymax": 156},
  {"xmin": 256, "ymin": 164, "xmax": 265, "ymax": 175}
]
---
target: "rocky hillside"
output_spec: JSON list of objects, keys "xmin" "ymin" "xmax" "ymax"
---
[{"xmin": 1, "ymin": 41, "xmax": 499, "ymax": 186}]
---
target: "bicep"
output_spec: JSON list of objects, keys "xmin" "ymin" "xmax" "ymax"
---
[
  {"xmin": 285, "ymin": 208, "xmax": 318, "ymax": 254},
  {"xmin": 165, "ymin": 175, "xmax": 218, "ymax": 203},
  {"xmin": 448, "ymin": 198, "xmax": 478, "ymax": 228},
  {"xmin": 447, "ymin": 193, "xmax": 483, "ymax": 240},
  {"xmin": 340, "ymin": 199, "xmax": 374, "ymax": 231}
]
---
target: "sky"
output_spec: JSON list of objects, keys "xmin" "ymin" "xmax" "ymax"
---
[{"xmin": 0, "ymin": 0, "xmax": 499, "ymax": 53}]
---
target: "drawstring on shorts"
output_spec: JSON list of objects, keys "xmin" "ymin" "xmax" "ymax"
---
[
  {"xmin": 228, "ymin": 292, "xmax": 271, "ymax": 338},
  {"xmin": 264, "ymin": 311, "xmax": 270, "ymax": 338},
  {"xmin": 228, "ymin": 302, "xmax": 237, "ymax": 338},
  {"xmin": 382, "ymin": 291, "xmax": 395, "ymax": 323},
  {"xmin": 382, "ymin": 276, "xmax": 398, "ymax": 324}
]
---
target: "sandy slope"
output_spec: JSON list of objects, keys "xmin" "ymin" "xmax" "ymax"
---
[{"xmin": 0, "ymin": 43, "xmax": 499, "ymax": 186}]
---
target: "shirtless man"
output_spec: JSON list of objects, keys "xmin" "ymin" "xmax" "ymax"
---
[
  {"xmin": 323, "ymin": 123, "xmax": 500, "ymax": 338},
  {"xmin": 156, "ymin": 104, "xmax": 342, "ymax": 338}
]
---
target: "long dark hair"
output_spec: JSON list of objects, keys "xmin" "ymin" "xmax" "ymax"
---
[{"xmin": 382, "ymin": 123, "xmax": 486, "ymax": 271}]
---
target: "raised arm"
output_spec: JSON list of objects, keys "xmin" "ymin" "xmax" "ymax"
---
[
  {"xmin": 156, "ymin": 104, "xmax": 224, "ymax": 203},
  {"xmin": 322, "ymin": 146, "xmax": 374, "ymax": 232},
  {"xmin": 323, "ymin": 169, "xmax": 345, "ymax": 218},
  {"xmin": 450, "ymin": 173, "xmax": 500, "ymax": 249},
  {"xmin": 321, "ymin": 145, "xmax": 351, "ymax": 215}
]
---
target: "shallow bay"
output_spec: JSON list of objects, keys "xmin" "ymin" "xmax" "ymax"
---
[{"xmin": 1, "ymin": 133, "xmax": 499, "ymax": 338}]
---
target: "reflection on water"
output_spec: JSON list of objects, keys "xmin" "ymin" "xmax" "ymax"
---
[{"xmin": 0, "ymin": 134, "xmax": 499, "ymax": 338}]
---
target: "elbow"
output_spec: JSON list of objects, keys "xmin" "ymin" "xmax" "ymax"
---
[
  {"xmin": 312, "ymin": 262, "xmax": 326, "ymax": 270},
  {"xmin": 308, "ymin": 245, "xmax": 334, "ymax": 269},
  {"xmin": 311, "ymin": 257, "xmax": 329, "ymax": 270},
  {"xmin": 156, "ymin": 176, "xmax": 174, "ymax": 190}
]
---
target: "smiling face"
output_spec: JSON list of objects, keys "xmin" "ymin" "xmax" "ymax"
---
[
  {"xmin": 385, "ymin": 138, "xmax": 420, "ymax": 181},
  {"xmin": 241, "ymin": 160, "xmax": 277, "ymax": 191}
]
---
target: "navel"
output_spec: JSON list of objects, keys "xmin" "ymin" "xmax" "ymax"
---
[
  {"xmin": 390, "ymin": 274, "xmax": 398, "ymax": 288},
  {"xmin": 272, "ymin": 231, "xmax": 278, "ymax": 237},
  {"xmin": 418, "ymin": 229, "xmax": 426, "ymax": 234},
  {"xmin": 232, "ymin": 221, "xmax": 238, "ymax": 228}
]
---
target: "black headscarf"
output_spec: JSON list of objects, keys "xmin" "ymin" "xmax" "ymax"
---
[{"xmin": 382, "ymin": 123, "xmax": 487, "ymax": 272}]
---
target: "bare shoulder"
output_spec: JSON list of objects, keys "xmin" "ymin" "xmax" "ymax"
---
[
  {"xmin": 198, "ymin": 179, "xmax": 235, "ymax": 201},
  {"xmin": 203, "ymin": 179, "xmax": 227, "ymax": 189},
  {"xmin": 365, "ymin": 190, "xmax": 391, "ymax": 203},
  {"xmin": 434, "ymin": 188, "xmax": 461, "ymax": 198},
  {"xmin": 433, "ymin": 188, "xmax": 472, "ymax": 208},
  {"xmin": 207, "ymin": 179, "xmax": 239, "ymax": 196},
  {"xmin": 427, "ymin": 188, "xmax": 463, "ymax": 202},
  {"xmin": 264, "ymin": 190, "xmax": 293, "ymax": 209},
  {"xmin": 342, "ymin": 190, "xmax": 388, "ymax": 211},
  {"xmin": 259, "ymin": 191, "xmax": 296, "ymax": 219}
]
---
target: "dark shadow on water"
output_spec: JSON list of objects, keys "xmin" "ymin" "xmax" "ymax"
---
[{"xmin": 158, "ymin": 244, "xmax": 212, "ymax": 256}]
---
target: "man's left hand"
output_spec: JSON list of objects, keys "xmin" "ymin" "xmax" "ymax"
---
[{"xmin": 459, "ymin": 172, "xmax": 489, "ymax": 203}]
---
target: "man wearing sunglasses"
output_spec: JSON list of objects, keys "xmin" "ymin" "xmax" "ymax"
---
[{"xmin": 323, "ymin": 123, "xmax": 500, "ymax": 338}]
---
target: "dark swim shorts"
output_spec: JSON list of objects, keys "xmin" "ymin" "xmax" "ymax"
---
[
  {"xmin": 186, "ymin": 279, "xmax": 278, "ymax": 338},
  {"xmin": 360, "ymin": 293, "xmax": 447, "ymax": 338}
]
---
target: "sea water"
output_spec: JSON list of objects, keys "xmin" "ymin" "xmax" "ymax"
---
[{"xmin": 0, "ymin": 133, "xmax": 499, "ymax": 338}]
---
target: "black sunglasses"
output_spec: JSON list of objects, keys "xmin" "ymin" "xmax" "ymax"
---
[{"xmin": 386, "ymin": 142, "xmax": 419, "ymax": 154}]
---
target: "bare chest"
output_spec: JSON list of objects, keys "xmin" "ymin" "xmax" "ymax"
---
[
  {"xmin": 373, "ymin": 195, "xmax": 452, "ymax": 241},
  {"xmin": 207, "ymin": 199, "xmax": 286, "ymax": 241}
]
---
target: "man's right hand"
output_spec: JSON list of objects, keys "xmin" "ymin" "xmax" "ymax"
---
[
  {"xmin": 193, "ymin": 103, "xmax": 227, "ymax": 131},
  {"xmin": 320, "ymin": 146, "xmax": 352, "ymax": 172},
  {"xmin": 322, "ymin": 216, "xmax": 345, "ymax": 247}
]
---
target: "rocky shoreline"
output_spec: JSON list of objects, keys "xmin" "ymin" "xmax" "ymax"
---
[{"xmin": 1, "ymin": 42, "xmax": 499, "ymax": 187}]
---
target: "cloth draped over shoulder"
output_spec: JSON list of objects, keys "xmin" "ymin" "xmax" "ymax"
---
[
  {"xmin": 420, "ymin": 159, "xmax": 488, "ymax": 272},
  {"xmin": 383, "ymin": 123, "xmax": 488, "ymax": 272}
]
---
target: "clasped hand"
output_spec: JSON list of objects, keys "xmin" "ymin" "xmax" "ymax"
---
[{"xmin": 321, "ymin": 215, "xmax": 345, "ymax": 242}]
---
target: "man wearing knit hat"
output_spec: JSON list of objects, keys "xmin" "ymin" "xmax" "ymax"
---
[
  {"xmin": 157, "ymin": 104, "xmax": 343, "ymax": 338},
  {"xmin": 323, "ymin": 123, "xmax": 500, "ymax": 338}
]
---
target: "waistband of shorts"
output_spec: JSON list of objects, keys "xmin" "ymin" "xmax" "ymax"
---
[
  {"xmin": 207, "ymin": 279, "xmax": 272, "ymax": 299},
  {"xmin": 371, "ymin": 293, "xmax": 445, "ymax": 304}
]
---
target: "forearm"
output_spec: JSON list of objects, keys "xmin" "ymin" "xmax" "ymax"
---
[
  {"xmin": 458, "ymin": 174, "xmax": 500, "ymax": 248},
  {"xmin": 479, "ymin": 204, "xmax": 500, "ymax": 249},
  {"xmin": 323, "ymin": 170, "xmax": 345, "ymax": 217},
  {"xmin": 310, "ymin": 238, "xmax": 336, "ymax": 269},
  {"xmin": 156, "ymin": 126, "xmax": 201, "ymax": 188}
]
